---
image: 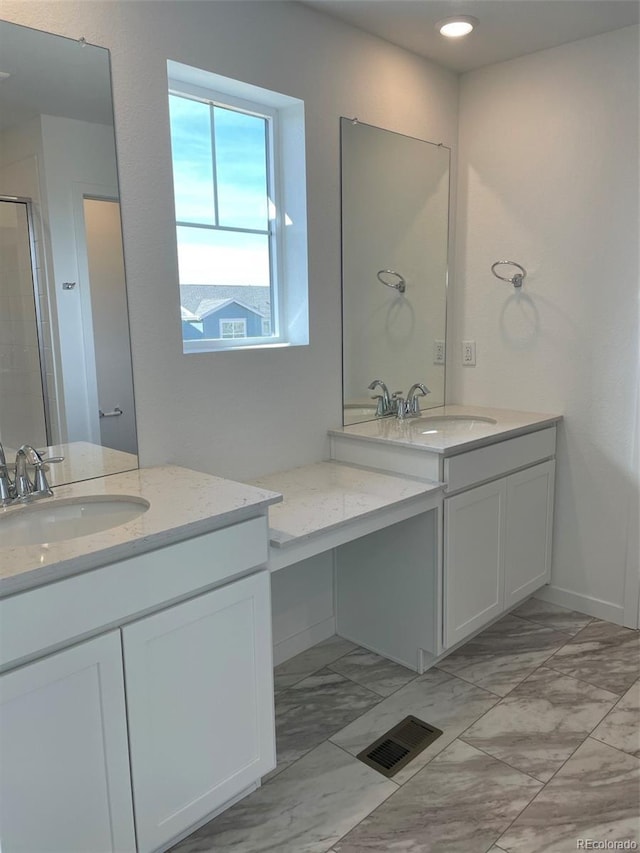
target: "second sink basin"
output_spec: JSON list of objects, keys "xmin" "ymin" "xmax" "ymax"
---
[{"xmin": 0, "ymin": 495, "xmax": 150, "ymax": 547}]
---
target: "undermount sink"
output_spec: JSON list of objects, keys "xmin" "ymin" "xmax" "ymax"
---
[
  {"xmin": 0, "ymin": 495, "xmax": 150, "ymax": 547},
  {"xmin": 411, "ymin": 414, "xmax": 498, "ymax": 435}
]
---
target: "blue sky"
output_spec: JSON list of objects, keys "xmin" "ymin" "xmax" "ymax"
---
[{"xmin": 169, "ymin": 94, "xmax": 271, "ymax": 286}]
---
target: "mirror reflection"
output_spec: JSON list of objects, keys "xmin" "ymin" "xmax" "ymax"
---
[
  {"xmin": 0, "ymin": 20, "xmax": 138, "ymax": 484},
  {"xmin": 340, "ymin": 118, "xmax": 449, "ymax": 425}
]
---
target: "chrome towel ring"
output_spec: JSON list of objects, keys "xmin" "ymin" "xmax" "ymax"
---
[
  {"xmin": 377, "ymin": 269, "xmax": 406, "ymax": 294},
  {"xmin": 491, "ymin": 260, "xmax": 527, "ymax": 288}
]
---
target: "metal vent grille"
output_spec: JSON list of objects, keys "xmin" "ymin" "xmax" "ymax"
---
[{"xmin": 356, "ymin": 715, "xmax": 443, "ymax": 778}]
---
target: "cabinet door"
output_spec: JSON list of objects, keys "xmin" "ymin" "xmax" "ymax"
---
[
  {"xmin": 122, "ymin": 571, "xmax": 275, "ymax": 853},
  {"xmin": 504, "ymin": 460, "xmax": 555, "ymax": 607},
  {"xmin": 0, "ymin": 632, "xmax": 136, "ymax": 853},
  {"xmin": 444, "ymin": 478, "xmax": 506, "ymax": 648}
]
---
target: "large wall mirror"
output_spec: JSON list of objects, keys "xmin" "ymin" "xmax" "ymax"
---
[
  {"xmin": 340, "ymin": 118, "xmax": 449, "ymax": 425},
  {"xmin": 0, "ymin": 20, "xmax": 137, "ymax": 484}
]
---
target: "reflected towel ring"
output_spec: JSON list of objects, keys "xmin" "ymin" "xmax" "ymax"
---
[
  {"xmin": 377, "ymin": 269, "xmax": 406, "ymax": 294},
  {"xmin": 491, "ymin": 260, "xmax": 527, "ymax": 288}
]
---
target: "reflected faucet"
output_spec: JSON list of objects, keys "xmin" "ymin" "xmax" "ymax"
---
[
  {"xmin": 0, "ymin": 443, "xmax": 13, "ymax": 506},
  {"xmin": 406, "ymin": 383, "xmax": 431, "ymax": 417},
  {"xmin": 14, "ymin": 445, "xmax": 54, "ymax": 500},
  {"xmin": 0, "ymin": 442, "xmax": 63, "ymax": 505},
  {"xmin": 367, "ymin": 379, "xmax": 392, "ymax": 417}
]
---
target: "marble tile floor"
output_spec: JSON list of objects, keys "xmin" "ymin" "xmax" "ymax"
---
[{"xmin": 170, "ymin": 599, "xmax": 640, "ymax": 853}]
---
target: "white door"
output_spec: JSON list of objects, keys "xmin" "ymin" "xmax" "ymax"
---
[
  {"xmin": 0, "ymin": 632, "xmax": 136, "ymax": 853},
  {"xmin": 122, "ymin": 571, "xmax": 275, "ymax": 853},
  {"xmin": 504, "ymin": 460, "xmax": 555, "ymax": 607},
  {"xmin": 444, "ymin": 478, "xmax": 506, "ymax": 648}
]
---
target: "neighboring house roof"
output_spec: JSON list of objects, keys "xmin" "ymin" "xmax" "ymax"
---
[
  {"xmin": 180, "ymin": 306, "xmax": 199, "ymax": 321},
  {"xmin": 196, "ymin": 297, "xmax": 266, "ymax": 320},
  {"xmin": 180, "ymin": 284, "xmax": 271, "ymax": 318}
]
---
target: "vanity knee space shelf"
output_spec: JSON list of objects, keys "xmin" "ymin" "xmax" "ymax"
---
[
  {"xmin": 250, "ymin": 460, "xmax": 443, "ymax": 572},
  {"xmin": 251, "ymin": 461, "xmax": 444, "ymax": 672}
]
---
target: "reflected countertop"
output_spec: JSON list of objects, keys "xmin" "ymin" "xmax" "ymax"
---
[
  {"xmin": 3, "ymin": 441, "xmax": 138, "ymax": 487},
  {"xmin": 0, "ymin": 465, "xmax": 282, "ymax": 597},
  {"xmin": 330, "ymin": 404, "xmax": 563, "ymax": 455}
]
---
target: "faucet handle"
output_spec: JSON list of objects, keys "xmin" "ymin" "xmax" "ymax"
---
[{"xmin": 28, "ymin": 447, "xmax": 54, "ymax": 498}]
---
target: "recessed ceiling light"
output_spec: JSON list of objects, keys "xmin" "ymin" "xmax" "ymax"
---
[
  {"xmin": 436, "ymin": 16, "xmax": 478, "ymax": 38},
  {"xmin": 0, "ymin": 72, "xmax": 11, "ymax": 83}
]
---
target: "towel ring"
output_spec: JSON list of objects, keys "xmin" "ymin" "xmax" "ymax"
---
[
  {"xmin": 377, "ymin": 269, "xmax": 406, "ymax": 294},
  {"xmin": 491, "ymin": 260, "xmax": 527, "ymax": 288}
]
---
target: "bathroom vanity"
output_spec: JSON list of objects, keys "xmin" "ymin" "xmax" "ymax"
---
[
  {"xmin": 0, "ymin": 406, "xmax": 560, "ymax": 853},
  {"xmin": 329, "ymin": 405, "xmax": 561, "ymax": 655},
  {"xmin": 0, "ymin": 466, "xmax": 281, "ymax": 853}
]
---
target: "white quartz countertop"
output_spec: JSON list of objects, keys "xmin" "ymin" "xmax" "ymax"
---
[
  {"xmin": 250, "ymin": 461, "xmax": 443, "ymax": 548},
  {"xmin": 4, "ymin": 441, "xmax": 138, "ymax": 487},
  {"xmin": 329, "ymin": 404, "xmax": 562, "ymax": 455},
  {"xmin": 0, "ymin": 465, "xmax": 282, "ymax": 597}
]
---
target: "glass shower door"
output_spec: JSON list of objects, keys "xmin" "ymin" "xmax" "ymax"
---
[{"xmin": 0, "ymin": 198, "xmax": 49, "ymax": 449}]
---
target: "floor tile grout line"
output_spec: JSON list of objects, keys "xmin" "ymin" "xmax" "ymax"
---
[
  {"xmin": 322, "ymin": 742, "xmax": 403, "ymax": 853},
  {"xmin": 454, "ymin": 660, "xmax": 622, "ymax": 746},
  {"xmin": 494, "ymin": 717, "xmax": 615, "ymax": 849},
  {"xmin": 534, "ymin": 664, "xmax": 626, "ymax": 698},
  {"xmin": 454, "ymin": 736, "xmax": 549, "ymax": 785},
  {"xmin": 542, "ymin": 660, "xmax": 633, "ymax": 697},
  {"xmin": 509, "ymin": 611, "xmax": 587, "ymax": 638},
  {"xmin": 587, "ymin": 732, "xmax": 640, "ymax": 761},
  {"xmin": 325, "ymin": 660, "xmax": 421, "ymax": 700},
  {"xmin": 433, "ymin": 666, "xmax": 508, "ymax": 698}
]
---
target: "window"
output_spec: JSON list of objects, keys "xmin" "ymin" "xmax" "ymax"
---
[
  {"xmin": 167, "ymin": 62, "xmax": 309, "ymax": 353},
  {"xmin": 220, "ymin": 319, "xmax": 247, "ymax": 339}
]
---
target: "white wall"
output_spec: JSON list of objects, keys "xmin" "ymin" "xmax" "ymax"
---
[
  {"xmin": 0, "ymin": 0, "xmax": 458, "ymax": 656},
  {"xmin": 1, "ymin": 0, "xmax": 458, "ymax": 482},
  {"xmin": 451, "ymin": 26, "xmax": 639, "ymax": 624}
]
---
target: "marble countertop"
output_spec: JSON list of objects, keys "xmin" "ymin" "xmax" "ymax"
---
[
  {"xmin": 250, "ymin": 461, "xmax": 443, "ymax": 548},
  {"xmin": 3, "ymin": 441, "xmax": 139, "ymax": 487},
  {"xmin": 329, "ymin": 404, "xmax": 562, "ymax": 455},
  {"xmin": 0, "ymin": 465, "xmax": 282, "ymax": 597}
]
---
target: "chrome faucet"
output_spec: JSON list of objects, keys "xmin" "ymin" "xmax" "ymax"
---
[
  {"xmin": 368, "ymin": 379, "xmax": 393, "ymax": 417},
  {"xmin": 0, "ymin": 442, "xmax": 63, "ymax": 505},
  {"xmin": 406, "ymin": 383, "xmax": 431, "ymax": 417},
  {"xmin": 0, "ymin": 443, "xmax": 13, "ymax": 506}
]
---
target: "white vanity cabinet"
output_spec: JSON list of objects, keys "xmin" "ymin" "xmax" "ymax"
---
[
  {"xmin": 123, "ymin": 571, "xmax": 275, "ymax": 853},
  {"xmin": 0, "ymin": 632, "xmax": 136, "ymax": 853},
  {"xmin": 330, "ymin": 412, "xmax": 559, "ymax": 653},
  {"xmin": 444, "ymin": 459, "xmax": 555, "ymax": 647},
  {"xmin": 1, "ymin": 509, "xmax": 278, "ymax": 853}
]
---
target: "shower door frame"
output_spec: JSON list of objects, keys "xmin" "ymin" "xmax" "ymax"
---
[{"xmin": 1, "ymin": 194, "xmax": 52, "ymax": 446}]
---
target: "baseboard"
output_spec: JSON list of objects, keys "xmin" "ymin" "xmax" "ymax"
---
[
  {"xmin": 534, "ymin": 585, "xmax": 625, "ymax": 625},
  {"xmin": 272, "ymin": 616, "xmax": 336, "ymax": 666}
]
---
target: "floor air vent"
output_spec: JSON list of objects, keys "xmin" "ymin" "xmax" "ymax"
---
[{"xmin": 356, "ymin": 715, "xmax": 443, "ymax": 778}]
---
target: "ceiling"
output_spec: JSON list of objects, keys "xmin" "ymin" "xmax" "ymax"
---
[{"xmin": 301, "ymin": 0, "xmax": 640, "ymax": 73}]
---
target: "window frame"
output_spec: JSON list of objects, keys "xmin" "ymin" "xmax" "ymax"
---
[{"xmin": 168, "ymin": 80, "xmax": 287, "ymax": 351}]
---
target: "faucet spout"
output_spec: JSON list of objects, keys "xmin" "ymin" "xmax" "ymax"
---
[
  {"xmin": 367, "ymin": 379, "xmax": 392, "ymax": 417},
  {"xmin": 406, "ymin": 383, "xmax": 431, "ymax": 416}
]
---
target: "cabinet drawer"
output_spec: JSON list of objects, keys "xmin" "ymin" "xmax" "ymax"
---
[
  {"xmin": 1, "ymin": 515, "xmax": 269, "ymax": 670},
  {"xmin": 444, "ymin": 427, "xmax": 556, "ymax": 493}
]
